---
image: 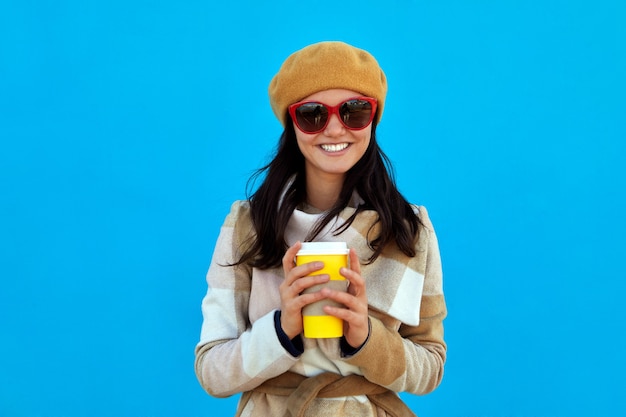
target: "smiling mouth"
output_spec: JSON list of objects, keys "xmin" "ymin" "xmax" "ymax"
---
[{"xmin": 320, "ymin": 143, "xmax": 349, "ymax": 153}]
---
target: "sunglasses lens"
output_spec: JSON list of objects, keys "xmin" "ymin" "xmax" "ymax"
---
[
  {"xmin": 340, "ymin": 99, "xmax": 374, "ymax": 129},
  {"xmin": 294, "ymin": 103, "xmax": 329, "ymax": 133}
]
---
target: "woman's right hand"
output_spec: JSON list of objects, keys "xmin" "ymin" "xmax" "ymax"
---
[{"xmin": 279, "ymin": 241, "xmax": 330, "ymax": 339}]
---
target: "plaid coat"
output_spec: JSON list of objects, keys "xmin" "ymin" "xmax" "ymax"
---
[{"xmin": 195, "ymin": 199, "xmax": 446, "ymax": 416}]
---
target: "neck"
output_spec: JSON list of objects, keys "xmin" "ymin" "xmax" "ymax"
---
[{"xmin": 305, "ymin": 172, "xmax": 344, "ymax": 212}]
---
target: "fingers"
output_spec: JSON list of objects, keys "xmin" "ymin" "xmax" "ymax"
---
[
  {"xmin": 282, "ymin": 241, "xmax": 301, "ymax": 274},
  {"xmin": 282, "ymin": 241, "xmax": 324, "ymax": 277},
  {"xmin": 342, "ymin": 248, "xmax": 364, "ymax": 292},
  {"xmin": 279, "ymin": 241, "xmax": 330, "ymax": 339},
  {"xmin": 280, "ymin": 243, "xmax": 369, "ymax": 346},
  {"xmin": 348, "ymin": 247, "xmax": 361, "ymax": 275},
  {"xmin": 329, "ymin": 248, "xmax": 369, "ymax": 347},
  {"xmin": 287, "ymin": 272, "xmax": 329, "ymax": 300},
  {"xmin": 322, "ymin": 287, "xmax": 369, "ymax": 348},
  {"xmin": 280, "ymin": 288, "xmax": 329, "ymax": 340},
  {"xmin": 323, "ymin": 302, "xmax": 366, "ymax": 324},
  {"xmin": 324, "ymin": 256, "xmax": 367, "ymax": 313},
  {"xmin": 320, "ymin": 284, "xmax": 365, "ymax": 311}
]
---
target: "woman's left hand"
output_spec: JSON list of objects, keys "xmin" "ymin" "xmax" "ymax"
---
[{"xmin": 321, "ymin": 248, "xmax": 369, "ymax": 349}]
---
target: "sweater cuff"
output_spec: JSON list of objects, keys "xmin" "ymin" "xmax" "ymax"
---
[{"xmin": 274, "ymin": 310, "xmax": 304, "ymax": 357}]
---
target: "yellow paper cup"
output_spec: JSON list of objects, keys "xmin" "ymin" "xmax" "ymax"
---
[{"xmin": 295, "ymin": 242, "xmax": 349, "ymax": 338}]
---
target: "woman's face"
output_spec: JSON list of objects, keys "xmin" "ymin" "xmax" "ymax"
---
[{"xmin": 293, "ymin": 89, "xmax": 372, "ymax": 185}]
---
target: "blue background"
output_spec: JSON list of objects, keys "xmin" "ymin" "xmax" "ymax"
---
[{"xmin": 1, "ymin": 1, "xmax": 625, "ymax": 416}]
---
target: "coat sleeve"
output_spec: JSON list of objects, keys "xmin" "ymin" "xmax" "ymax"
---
[
  {"xmin": 194, "ymin": 201, "xmax": 298, "ymax": 397},
  {"xmin": 344, "ymin": 206, "xmax": 447, "ymax": 394}
]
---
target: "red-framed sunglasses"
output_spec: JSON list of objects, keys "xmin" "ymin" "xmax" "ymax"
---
[{"xmin": 288, "ymin": 97, "xmax": 378, "ymax": 134}]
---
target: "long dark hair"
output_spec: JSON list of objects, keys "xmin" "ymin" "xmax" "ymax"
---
[{"xmin": 236, "ymin": 116, "xmax": 421, "ymax": 269}]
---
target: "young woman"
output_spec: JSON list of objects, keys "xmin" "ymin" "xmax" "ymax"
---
[{"xmin": 195, "ymin": 41, "xmax": 447, "ymax": 417}]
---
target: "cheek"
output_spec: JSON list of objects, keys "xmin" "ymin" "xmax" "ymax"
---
[
  {"xmin": 294, "ymin": 129, "xmax": 316, "ymax": 151},
  {"xmin": 357, "ymin": 129, "xmax": 372, "ymax": 149}
]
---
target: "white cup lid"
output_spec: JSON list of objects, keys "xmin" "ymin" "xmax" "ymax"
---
[{"xmin": 296, "ymin": 241, "xmax": 349, "ymax": 256}]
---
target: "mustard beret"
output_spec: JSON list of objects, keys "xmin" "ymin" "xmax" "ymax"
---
[{"xmin": 268, "ymin": 41, "xmax": 388, "ymax": 126}]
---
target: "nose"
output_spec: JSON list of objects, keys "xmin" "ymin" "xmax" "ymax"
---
[{"xmin": 324, "ymin": 113, "xmax": 345, "ymax": 136}]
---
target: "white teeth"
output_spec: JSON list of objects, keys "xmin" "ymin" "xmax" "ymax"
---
[{"xmin": 320, "ymin": 143, "xmax": 349, "ymax": 152}]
